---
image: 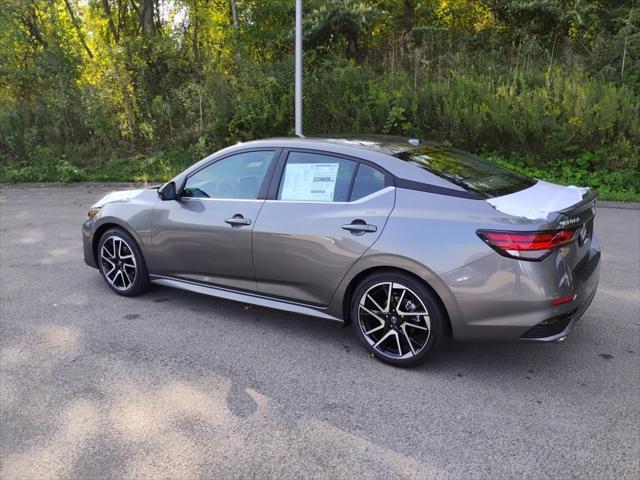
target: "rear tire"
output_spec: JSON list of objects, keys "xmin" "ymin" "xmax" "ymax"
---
[
  {"xmin": 350, "ymin": 271, "xmax": 447, "ymax": 367},
  {"xmin": 97, "ymin": 227, "xmax": 150, "ymax": 297}
]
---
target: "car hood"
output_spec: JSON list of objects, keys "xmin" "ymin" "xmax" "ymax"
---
[
  {"xmin": 91, "ymin": 188, "xmax": 146, "ymax": 208},
  {"xmin": 487, "ymin": 180, "xmax": 589, "ymax": 221}
]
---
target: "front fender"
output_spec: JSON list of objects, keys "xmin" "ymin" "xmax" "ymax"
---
[
  {"xmin": 86, "ymin": 189, "xmax": 157, "ymax": 267},
  {"xmin": 93, "ymin": 215, "xmax": 147, "ymax": 249}
]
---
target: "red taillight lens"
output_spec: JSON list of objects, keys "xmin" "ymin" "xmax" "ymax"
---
[{"xmin": 477, "ymin": 228, "xmax": 578, "ymax": 260}]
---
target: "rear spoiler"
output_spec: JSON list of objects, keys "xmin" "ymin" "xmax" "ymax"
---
[{"xmin": 553, "ymin": 188, "xmax": 598, "ymax": 228}]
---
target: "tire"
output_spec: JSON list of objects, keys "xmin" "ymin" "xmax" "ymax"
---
[
  {"xmin": 97, "ymin": 227, "xmax": 150, "ymax": 296},
  {"xmin": 350, "ymin": 271, "xmax": 447, "ymax": 367}
]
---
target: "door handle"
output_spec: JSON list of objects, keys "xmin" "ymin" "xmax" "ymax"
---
[
  {"xmin": 225, "ymin": 215, "xmax": 252, "ymax": 227},
  {"xmin": 342, "ymin": 221, "xmax": 377, "ymax": 233}
]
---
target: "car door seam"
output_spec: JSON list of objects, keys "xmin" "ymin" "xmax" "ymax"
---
[
  {"xmin": 148, "ymin": 195, "xmax": 162, "ymax": 270},
  {"xmin": 250, "ymin": 198, "xmax": 268, "ymax": 291}
]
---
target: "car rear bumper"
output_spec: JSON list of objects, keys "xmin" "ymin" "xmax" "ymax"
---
[
  {"xmin": 518, "ymin": 242, "xmax": 600, "ymax": 342},
  {"xmin": 518, "ymin": 274, "xmax": 598, "ymax": 343},
  {"xmin": 448, "ymin": 236, "xmax": 601, "ymax": 343}
]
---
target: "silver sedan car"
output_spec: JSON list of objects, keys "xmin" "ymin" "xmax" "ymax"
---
[{"xmin": 82, "ymin": 136, "xmax": 600, "ymax": 367}]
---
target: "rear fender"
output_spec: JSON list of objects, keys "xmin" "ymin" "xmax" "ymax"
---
[{"xmin": 327, "ymin": 253, "xmax": 463, "ymax": 334}]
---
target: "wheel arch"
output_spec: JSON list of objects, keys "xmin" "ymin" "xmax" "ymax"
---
[
  {"xmin": 330, "ymin": 252, "xmax": 464, "ymax": 336},
  {"xmin": 92, "ymin": 219, "xmax": 145, "ymax": 266},
  {"xmin": 341, "ymin": 266, "xmax": 452, "ymax": 334}
]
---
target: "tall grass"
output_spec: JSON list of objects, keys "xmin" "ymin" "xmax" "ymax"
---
[
  {"xmin": 306, "ymin": 60, "xmax": 639, "ymax": 167},
  {"xmin": 1, "ymin": 55, "xmax": 639, "ymax": 199}
]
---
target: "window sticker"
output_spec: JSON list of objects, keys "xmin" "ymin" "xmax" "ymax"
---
[{"xmin": 281, "ymin": 163, "xmax": 340, "ymax": 201}]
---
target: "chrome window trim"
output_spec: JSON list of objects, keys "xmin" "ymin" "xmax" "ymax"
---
[
  {"xmin": 263, "ymin": 186, "xmax": 395, "ymax": 205},
  {"xmin": 180, "ymin": 197, "xmax": 266, "ymax": 204}
]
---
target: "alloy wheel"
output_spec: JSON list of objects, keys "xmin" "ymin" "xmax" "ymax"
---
[
  {"xmin": 357, "ymin": 282, "xmax": 431, "ymax": 360},
  {"xmin": 100, "ymin": 235, "xmax": 137, "ymax": 291}
]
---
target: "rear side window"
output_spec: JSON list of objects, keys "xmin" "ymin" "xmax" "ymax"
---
[
  {"xmin": 279, "ymin": 152, "xmax": 356, "ymax": 202},
  {"xmin": 395, "ymin": 145, "xmax": 536, "ymax": 198},
  {"xmin": 350, "ymin": 164, "xmax": 386, "ymax": 201}
]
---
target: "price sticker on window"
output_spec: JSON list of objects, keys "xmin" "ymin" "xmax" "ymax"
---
[{"xmin": 280, "ymin": 163, "xmax": 340, "ymax": 201}]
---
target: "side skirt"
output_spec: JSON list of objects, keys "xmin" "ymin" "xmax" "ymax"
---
[{"xmin": 149, "ymin": 275, "xmax": 342, "ymax": 323}]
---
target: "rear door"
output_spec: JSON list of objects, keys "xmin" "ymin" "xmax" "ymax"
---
[{"xmin": 252, "ymin": 150, "xmax": 395, "ymax": 306}]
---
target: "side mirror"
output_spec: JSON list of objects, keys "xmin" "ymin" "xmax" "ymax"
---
[{"xmin": 158, "ymin": 181, "xmax": 178, "ymax": 201}]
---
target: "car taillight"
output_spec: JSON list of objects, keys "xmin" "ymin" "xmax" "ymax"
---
[{"xmin": 476, "ymin": 228, "xmax": 578, "ymax": 260}]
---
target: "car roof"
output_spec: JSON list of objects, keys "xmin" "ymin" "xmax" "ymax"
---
[
  {"xmin": 258, "ymin": 135, "xmax": 421, "ymax": 155},
  {"xmin": 181, "ymin": 135, "xmax": 469, "ymax": 193}
]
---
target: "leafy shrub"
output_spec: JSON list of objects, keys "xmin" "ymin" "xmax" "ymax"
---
[
  {"xmin": 1, "ymin": 165, "xmax": 36, "ymax": 183},
  {"xmin": 1, "ymin": 42, "xmax": 638, "ymax": 201},
  {"xmin": 486, "ymin": 151, "xmax": 639, "ymax": 202},
  {"xmin": 54, "ymin": 160, "xmax": 86, "ymax": 183}
]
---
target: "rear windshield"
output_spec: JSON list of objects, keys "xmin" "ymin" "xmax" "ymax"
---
[{"xmin": 394, "ymin": 145, "xmax": 536, "ymax": 198}]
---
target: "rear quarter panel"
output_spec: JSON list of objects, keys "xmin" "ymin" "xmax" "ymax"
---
[{"xmin": 328, "ymin": 188, "xmax": 561, "ymax": 340}]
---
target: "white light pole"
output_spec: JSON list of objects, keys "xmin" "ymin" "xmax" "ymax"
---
[{"xmin": 295, "ymin": 0, "xmax": 303, "ymax": 137}]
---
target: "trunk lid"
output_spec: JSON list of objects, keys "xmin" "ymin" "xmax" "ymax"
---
[
  {"xmin": 486, "ymin": 180, "xmax": 591, "ymax": 221},
  {"xmin": 550, "ymin": 187, "xmax": 598, "ymax": 266},
  {"xmin": 488, "ymin": 180, "xmax": 597, "ymax": 265}
]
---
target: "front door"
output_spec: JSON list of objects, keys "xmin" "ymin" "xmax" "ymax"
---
[
  {"xmin": 151, "ymin": 150, "xmax": 277, "ymax": 291},
  {"xmin": 253, "ymin": 150, "xmax": 395, "ymax": 305}
]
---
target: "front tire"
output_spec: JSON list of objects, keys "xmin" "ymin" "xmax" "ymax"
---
[
  {"xmin": 97, "ymin": 227, "xmax": 149, "ymax": 296},
  {"xmin": 350, "ymin": 271, "xmax": 447, "ymax": 367}
]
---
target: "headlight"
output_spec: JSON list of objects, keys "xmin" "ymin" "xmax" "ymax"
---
[{"xmin": 87, "ymin": 207, "xmax": 101, "ymax": 220}]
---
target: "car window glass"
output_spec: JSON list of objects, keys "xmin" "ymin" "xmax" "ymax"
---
[
  {"xmin": 350, "ymin": 164, "xmax": 386, "ymax": 201},
  {"xmin": 183, "ymin": 151, "xmax": 275, "ymax": 199},
  {"xmin": 278, "ymin": 152, "xmax": 356, "ymax": 202},
  {"xmin": 394, "ymin": 144, "xmax": 536, "ymax": 198}
]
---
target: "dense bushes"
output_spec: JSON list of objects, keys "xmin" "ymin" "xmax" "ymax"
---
[
  {"xmin": 1, "ymin": 1, "xmax": 638, "ymax": 200},
  {"xmin": 305, "ymin": 60, "xmax": 639, "ymax": 162},
  {"xmin": 3, "ymin": 57, "xmax": 637, "ymax": 199}
]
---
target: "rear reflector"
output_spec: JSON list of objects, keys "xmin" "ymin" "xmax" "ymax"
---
[
  {"xmin": 550, "ymin": 294, "xmax": 577, "ymax": 306},
  {"xmin": 477, "ymin": 228, "xmax": 578, "ymax": 260}
]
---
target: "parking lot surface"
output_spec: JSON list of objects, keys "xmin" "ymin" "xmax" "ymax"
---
[{"xmin": 1, "ymin": 183, "xmax": 639, "ymax": 479}]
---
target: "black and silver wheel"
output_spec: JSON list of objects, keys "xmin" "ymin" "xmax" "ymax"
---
[
  {"xmin": 351, "ymin": 271, "xmax": 447, "ymax": 367},
  {"xmin": 97, "ymin": 228, "xmax": 149, "ymax": 296}
]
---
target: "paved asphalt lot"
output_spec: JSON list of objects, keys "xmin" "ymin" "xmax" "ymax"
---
[{"xmin": 1, "ymin": 183, "xmax": 638, "ymax": 479}]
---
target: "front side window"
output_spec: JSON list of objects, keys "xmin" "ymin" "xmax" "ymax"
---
[
  {"xmin": 183, "ymin": 150, "xmax": 275, "ymax": 199},
  {"xmin": 278, "ymin": 152, "xmax": 356, "ymax": 202}
]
